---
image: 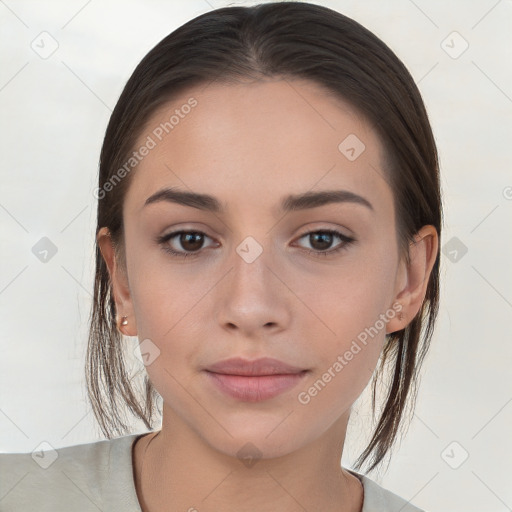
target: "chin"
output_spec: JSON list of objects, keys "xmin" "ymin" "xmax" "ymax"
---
[{"xmin": 197, "ymin": 414, "xmax": 318, "ymax": 463}]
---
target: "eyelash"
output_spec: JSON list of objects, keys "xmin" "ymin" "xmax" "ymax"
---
[{"xmin": 155, "ymin": 229, "xmax": 355, "ymax": 259}]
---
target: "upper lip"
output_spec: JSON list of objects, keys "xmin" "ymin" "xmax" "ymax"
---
[{"xmin": 205, "ymin": 357, "xmax": 306, "ymax": 376}]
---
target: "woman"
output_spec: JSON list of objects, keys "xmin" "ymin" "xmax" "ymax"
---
[{"xmin": 0, "ymin": 2, "xmax": 441, "ymax": 511}]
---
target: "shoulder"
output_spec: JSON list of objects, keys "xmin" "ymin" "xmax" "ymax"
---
[
  {"xmin": 348, "ymin": 469, "xmax": 427, "ymax": 512},
  {"xmin": 0, "ymin": 433, "xmax": 143, "ymax": 512}
]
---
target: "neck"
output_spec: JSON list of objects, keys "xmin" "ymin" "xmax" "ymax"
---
[{"xmin": 133, "ymin": 407, "xmax": 363, "ymax": 512}]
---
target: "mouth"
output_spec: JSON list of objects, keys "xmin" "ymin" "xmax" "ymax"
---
[
  {"xmin": 205, "ymin": 356, "xmax": 307, "ymax": 376},
  {"xmin": 203, "ymin": 357, "xmax": 309, "ymax": 402}
]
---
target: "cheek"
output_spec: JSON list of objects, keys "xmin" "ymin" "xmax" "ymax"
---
[
  {"xmin": 293, "ymin": 246, "xmax": 396, "ymax": 402},
  {"xmin": 295, "ymin": 251, "xmax": 396, "ymax": 345},
  {"xmin": 127, "ymin": 247, "xmax": 209, "ymax": 340},
  {"xmin": 295, "ymin": 343, "xmax": 381, "ymax": 432},
  {"xmin": 126, "ymin": 253, "xmax": 210, "ymax": 378},
  {"xmin": 295, "ymin": 274, "xmax": 392, "ymax": 419}
]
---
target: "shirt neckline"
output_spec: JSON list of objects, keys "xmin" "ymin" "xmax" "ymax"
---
[{"xmin": 125, "ymin": 433, "xmax": 368, "ymax": 512}]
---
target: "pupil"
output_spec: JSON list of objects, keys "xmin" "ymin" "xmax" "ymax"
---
[
  {"xmin": 181, "ymin": 232, "xmax": 203, "ymax": 251},
  {"xmin": 311, "ymin": 232, "xmax": 332, "ymax": 250}
]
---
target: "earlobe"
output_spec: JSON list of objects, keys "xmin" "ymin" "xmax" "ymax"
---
[
  {"xmin": 386, "ymin": 225, "xmax": 438, "ymax": 334},
  {"xmin": 96, "ymin": 227, "xmax": 138, "ymax": 336},
  {"xmin": 385, "ymin": 300, "xmax": 406, "ymax": 335}
]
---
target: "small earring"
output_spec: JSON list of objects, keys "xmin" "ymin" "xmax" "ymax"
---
[
  {"xmin": 398, "ymin": 311, "xmax": 404, "ymax": 321},
  {"xmin": 121, "ymin": 316, "xmax": 128, "ymax": 326}
]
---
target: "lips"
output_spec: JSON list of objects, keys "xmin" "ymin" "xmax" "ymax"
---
[
  {"xmin": 203, "ymin": 357, "xmax": 309, "ymax": 402},
  {"xmin": 205, "ymin": 357, "xmax": 306, "ymax": 376}
]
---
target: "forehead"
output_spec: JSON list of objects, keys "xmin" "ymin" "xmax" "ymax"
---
[{"xmin": 124, "ymin": 78, "xmax": 392, "ymax": 216}]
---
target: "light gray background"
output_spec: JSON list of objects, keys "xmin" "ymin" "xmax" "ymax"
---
[{"xmin": 1, "ymin": 1, "xmax": 511, "ymax": 511}]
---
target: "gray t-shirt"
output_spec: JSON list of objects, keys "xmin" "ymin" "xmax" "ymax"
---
[{"xmin": 0, "ymin": 434, "xmax": 425, "ymax": 511}]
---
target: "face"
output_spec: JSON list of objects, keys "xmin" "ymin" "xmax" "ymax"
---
[{"xmin": 103, "ymin": 78, "xmax": 410, "ymax": 460}]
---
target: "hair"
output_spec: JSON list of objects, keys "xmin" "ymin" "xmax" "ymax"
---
[{"xmin": 85, "ymin": 1, "xmax": 442, "ymax": 474}]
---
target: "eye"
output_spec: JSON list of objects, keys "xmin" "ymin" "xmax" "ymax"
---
[
  {"xmin": 156, "ymin": 230, "xmax": 217, "ymax": 258},
  {"xmin": 155, "ymin": 228, "xmax": 355, "ymax": 260},
  {"xmin": 295, "ymin": 229, "xmax": 355, "ymax": 257}
]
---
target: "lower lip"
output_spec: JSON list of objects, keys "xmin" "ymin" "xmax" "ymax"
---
[{"xmin": 204, "ymin": 371, "xmax": 308, "ymax": 402}]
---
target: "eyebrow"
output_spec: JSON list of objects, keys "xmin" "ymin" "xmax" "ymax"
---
[{"xmin": 143, "ymin": 187, "xmax": 374, "ymax": 214}]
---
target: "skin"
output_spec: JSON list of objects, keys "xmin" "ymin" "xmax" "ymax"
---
[{"xmin": 98, "ymin": 78, "xmax": 438, "ymax": 512}]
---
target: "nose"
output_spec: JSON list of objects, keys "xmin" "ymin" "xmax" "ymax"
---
[{"xmin": 214, "ymin": 242, "xmax": 293, "ymax": 338}]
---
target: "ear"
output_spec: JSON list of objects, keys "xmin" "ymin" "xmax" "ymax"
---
[
  {"xmin": 386, "ymin": 225, "xmax": 439, "ymax": 334},
  {"xmin": 97, "ymin": 227, "xmax": 138, "ymax": 336}
]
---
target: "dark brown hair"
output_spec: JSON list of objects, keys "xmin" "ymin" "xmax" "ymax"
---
[{"xmin": 86, "ymin": 1, "xmax": 442, "ymax": 474}]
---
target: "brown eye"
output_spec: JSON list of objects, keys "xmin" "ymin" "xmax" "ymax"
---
[
  {"xmin": 296, "ymin": 229, "xmax": 355, "ymax": 257},
  {"xmin": 156, "ymin": 230, "xmax": 216, "ymax": 258},
  {"xmin": 309, "ymin": 232, "xmax": 335, "ymax": 251},
  {"xmin": 177, "ymin": 232, "xmax": 204, "ymax": 252}
]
